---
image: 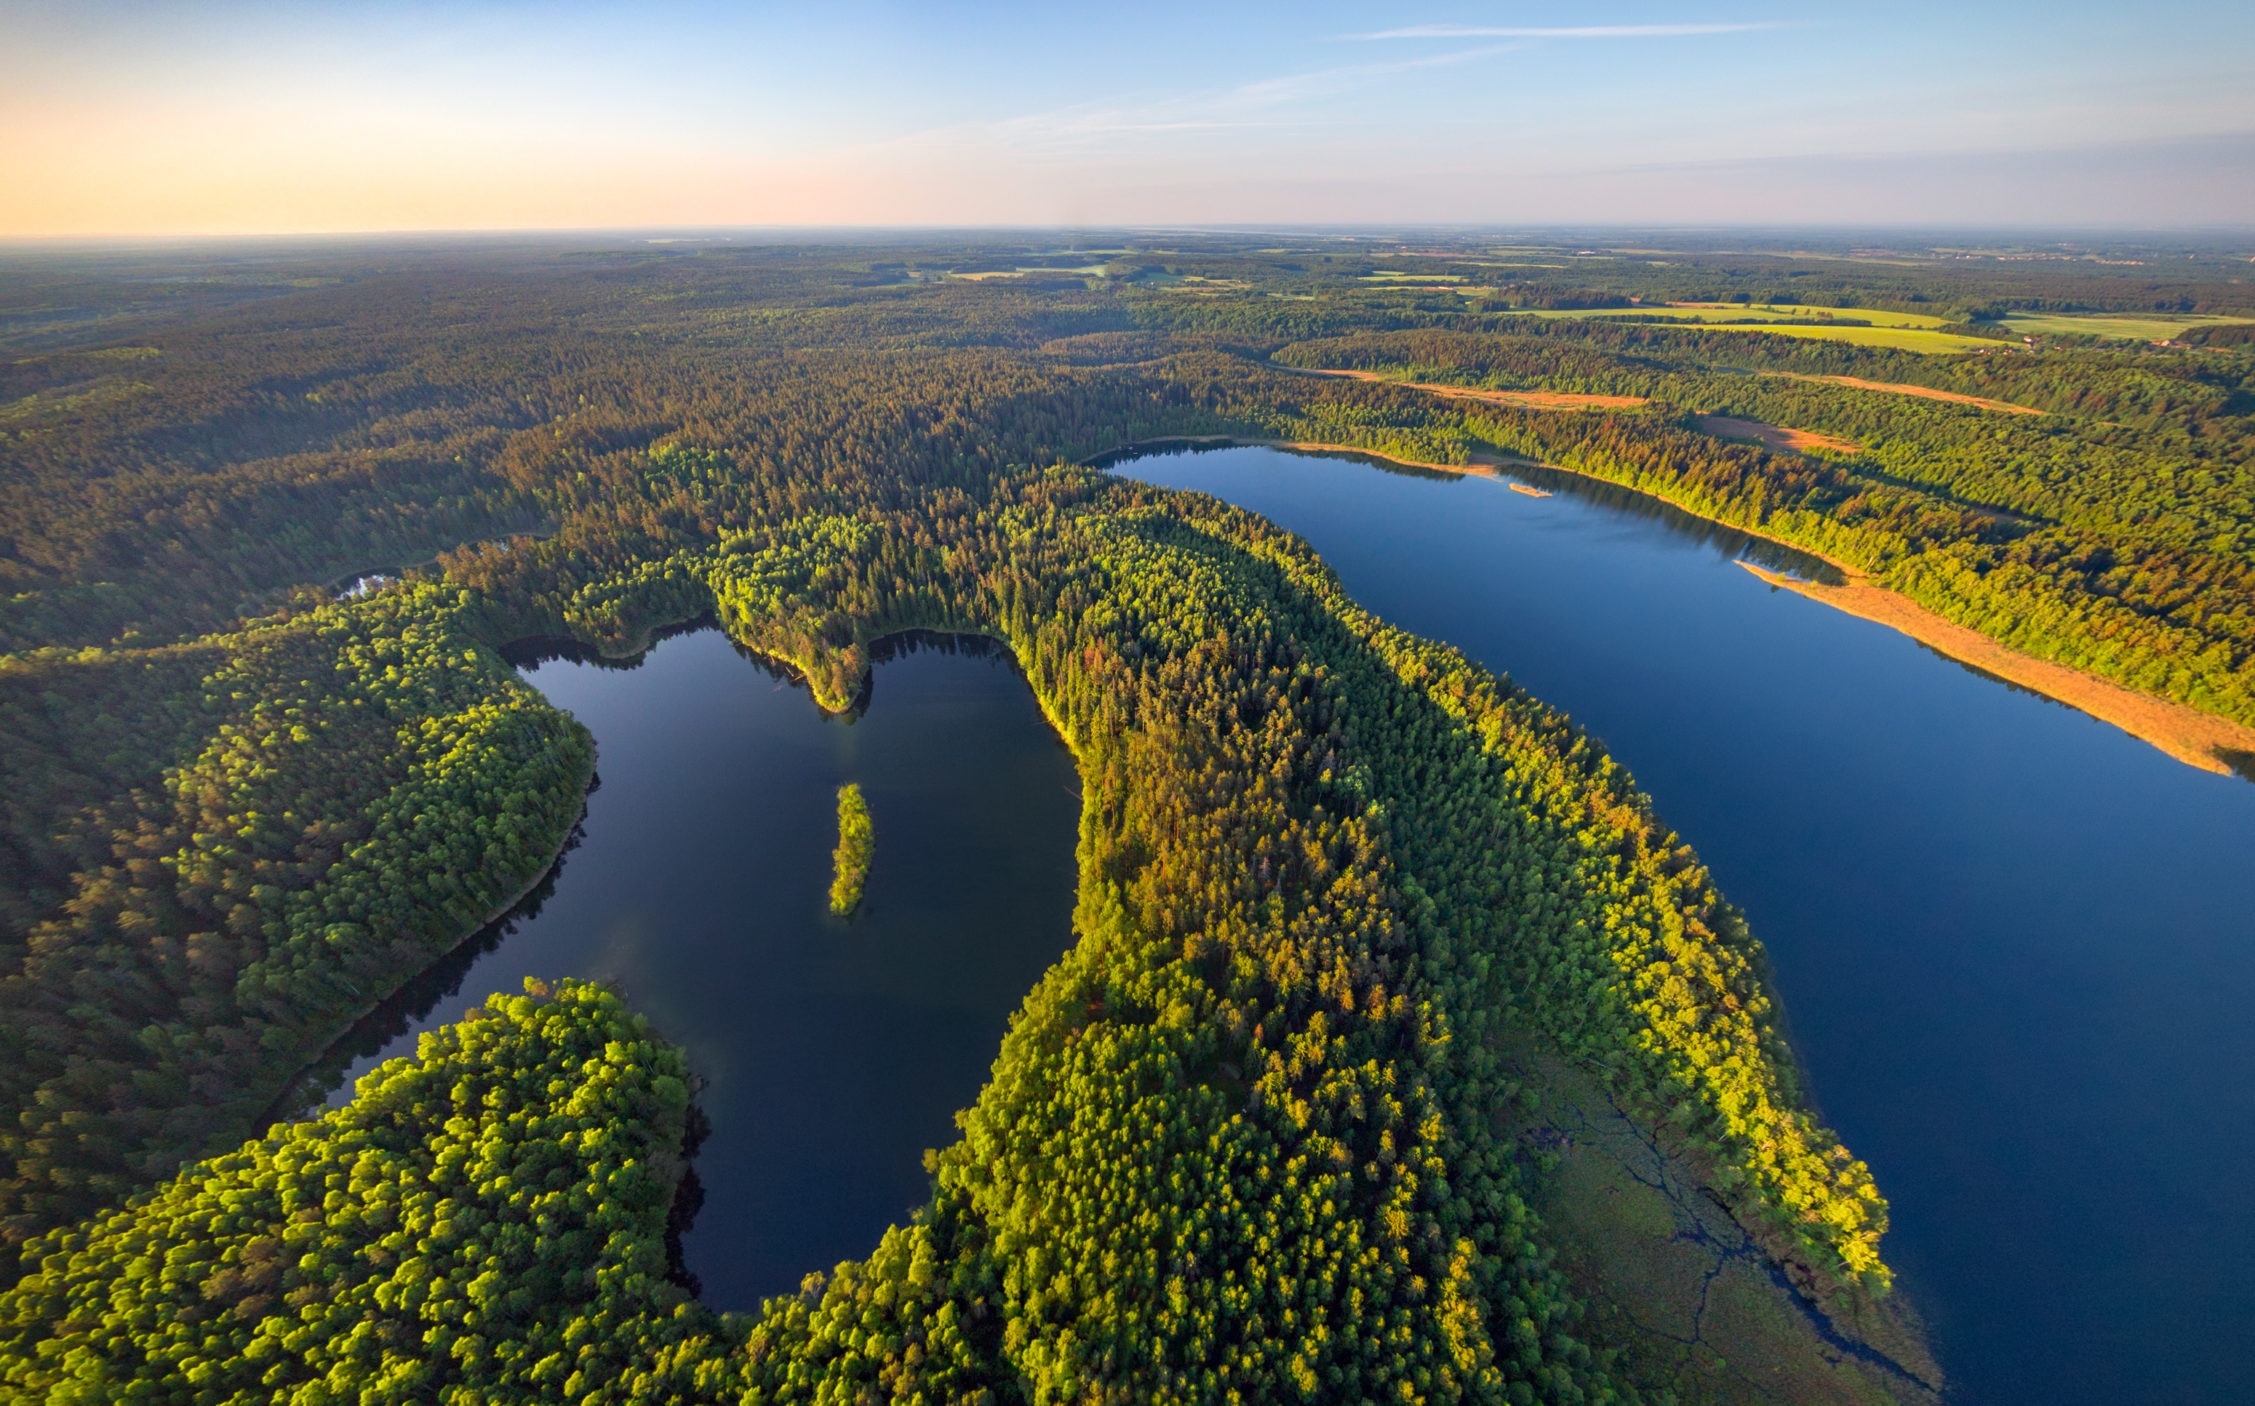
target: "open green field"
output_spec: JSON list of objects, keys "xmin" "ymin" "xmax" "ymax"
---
[
  {"xmin": 1360, "ymin": 269, "xmax": 1471, "ymax": 285},
  {"xmin": 1682, "ymin": 322, "xmax": 1990, "ymax": 353},
  {"xmin": 1577, "ymin": 302, "xmax": 1956, "ymax": 329},
  {"xmin": 1352, "ymin": 285, "xmax": 1990, "ymax": 353},
  {"xmin": 1515, "ymin": 303, "xmax": 1990, "ymax": 353},
  {"xmin": 952, "ymin": 263, "xmax": 1115, "ymax": 281},
  {"xmin": 1999, "ymin": 311, "xmax": 2255, "ymax": 341}
]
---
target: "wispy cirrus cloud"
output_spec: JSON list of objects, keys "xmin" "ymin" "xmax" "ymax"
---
[
  {"xmin": 1355, "ymin": 22, "xmax": 1776, "ymax": 40},
  {"xmin": 872, "ymin": 43, "xmax": 1521, "ymax": 155}
]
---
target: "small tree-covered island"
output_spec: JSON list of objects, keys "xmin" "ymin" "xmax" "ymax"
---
[
  {"xmin": 3, "ymin": 232, "xmax": 2252, "ymax": 1404},
  {"xmin": 829, "ymin": 784, "xmax": 875, "ymax": 917}
]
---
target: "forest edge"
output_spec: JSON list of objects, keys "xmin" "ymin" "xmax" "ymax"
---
[{"xmin": 1085, "ymin": 435, "xmax": 2255, "ymax": 778}]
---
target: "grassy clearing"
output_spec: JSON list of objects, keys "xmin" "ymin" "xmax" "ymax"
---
[
  {"xmin": 952, "ymin": 264, "xmax": 1116, "ymax": 282},
  {"xmin": 0, "ymin": 379, "xmax": 154, "ymax": 423},
  {"xmin": 1529, "ymin": 303, "xmax": 1953, "ymax": 329},
  {"xmin": 1505, "ymin": 1042, "xmax": 1941, "ymax": 1404},
  {"xmin": 1515, "ymin": 306, "xmax": 1993, "ymax": 353},
  {"xmin": 1695, "ymin": 323, "xmax": 1987, "ymax": 353},
  {"xmin": 1516, "ymin": 303, "xmax": 1989, "ymax": 353},
  {"xmin": 1999, "ymin": 312, "xmax": 2255, "ymax": 341}
]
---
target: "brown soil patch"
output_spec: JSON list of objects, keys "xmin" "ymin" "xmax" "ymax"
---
[
  {"xmin": 1288, "ymin": 365, "xmax": 1649, "ymax": 411},
  {"xmin": 1795, "ymin": 375, "xmax": 2045, "ymax": 416},
  {"xmin": 1737, "ymin": 562, "xmax": 2255, "ymax": 775},
  {"xmin": 1698, "ymin": 415, "xmax": 1860, "ymax": 455}
]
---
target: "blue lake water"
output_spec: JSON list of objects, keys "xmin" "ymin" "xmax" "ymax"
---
[
  {"xmin": 313, "ymin": 631, "xmax": 1081, "ymax": 1312},
  {"xmin": 1112, "ymin": 444, "xmax": 2255, "ymax": 1406}
]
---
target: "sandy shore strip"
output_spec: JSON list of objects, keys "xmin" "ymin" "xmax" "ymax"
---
[
  {"xmin": 1736, "ymin": 562, "xmax": 2255, "ymax": 774},
  {"xmin": 1092, "ymin": 433, "xmax": 2253, "ymax": 775}
]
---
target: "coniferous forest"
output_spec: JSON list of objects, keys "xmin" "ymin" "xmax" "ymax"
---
[{"xmin": 2, "ymin": 233, "xmax": 2250, "ymax": 1403}]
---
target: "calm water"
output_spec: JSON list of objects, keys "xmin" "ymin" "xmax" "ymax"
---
[
  {"xmin": 313, "ymin": 631, "xmax": 1081, "ymax": 1310},
  {"xmin": 1113, "ymin": 445, "xmax": 2255, "ymax": 1406}
]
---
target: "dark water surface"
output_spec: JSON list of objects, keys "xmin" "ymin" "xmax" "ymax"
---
[
  {"xmin": 1114, "ymin": 445, "xmax": 2255, "ymax": 1406},
  {"xmin": 318, "ymin": 631, "xmax": 1081, "ymax": 1311}
]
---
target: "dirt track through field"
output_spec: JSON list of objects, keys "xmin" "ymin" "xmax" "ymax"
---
[
  {"xmin": 1284, "ymin": 365, "xmax": 1648, "ymax": 410},
  {"xmin": 1793, "ymin": 374, "xmax": 2046, "ymax": 415}
]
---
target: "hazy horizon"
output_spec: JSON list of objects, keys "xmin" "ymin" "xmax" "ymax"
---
[
  {"xmin": 5, "ymin": 0, "xmax": 2253, "ymax": 237},
  {"xmin": 6, "ymin": 223, "xmax": 2255, "ymax": 253}
]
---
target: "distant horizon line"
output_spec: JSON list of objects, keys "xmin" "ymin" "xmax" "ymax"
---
[{"xmin": 5, "ymin": 221, "xmax": 2255, "ymax": 247}]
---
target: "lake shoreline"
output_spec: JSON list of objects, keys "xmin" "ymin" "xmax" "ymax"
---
[
  {"xmin": 262, "ymin": 741, "xmax": 599, "ymax": 1125},
  {"xmin": 1734, "ymin": 560, "xmax": 2255, "ymax": 776},
  {"xmin": 1091, "ymin": 436, "xmax": 2255, "ymax": 777}
]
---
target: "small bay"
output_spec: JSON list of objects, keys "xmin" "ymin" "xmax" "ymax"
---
[{"xmin": 313, "ymin": 630, "xmax": 1081, "ymax": 1311}]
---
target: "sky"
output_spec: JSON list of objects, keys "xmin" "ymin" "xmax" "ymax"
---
[{"xmin": 3, "ymin": 0, "xmax": 2253, "ymax": 236}]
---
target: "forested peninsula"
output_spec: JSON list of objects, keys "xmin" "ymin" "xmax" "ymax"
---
[{"xmin": 3, "ymin": 234, "xmax": 2248, "ymax": 1402}]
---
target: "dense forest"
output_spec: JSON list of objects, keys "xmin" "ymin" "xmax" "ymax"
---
[
  {"xmin": 1, "ymin": 231, "xmax": 2247, "ymax": 1401},
  {"xmin": 829, "ymin": 783, "xmax": 873, "ymax": 916}
]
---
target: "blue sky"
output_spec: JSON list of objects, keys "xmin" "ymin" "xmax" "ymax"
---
[{"xmin": 3, "ymin": 0, "xmax": 2252, "ymax": 233}]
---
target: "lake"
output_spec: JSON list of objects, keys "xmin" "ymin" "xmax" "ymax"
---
[
  {"xmin": 311, "ymin": 629, "xmax": 1082, "ymax": 1312},
  {"xmin": 1111, "ymin": 444, "xmax": 2255, "ymax": 1406}
]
